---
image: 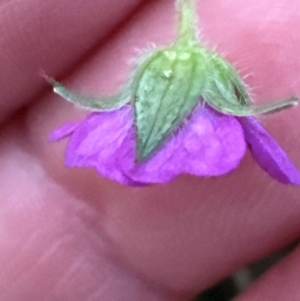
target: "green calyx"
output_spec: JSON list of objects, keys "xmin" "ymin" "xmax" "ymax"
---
[
  {"xmin": 47, "ymin": 0, "xmax": 298, "ymax": 162},
  {"xmin": 132, "ymin": 46, "xmax": 208, "ymax": 161}
]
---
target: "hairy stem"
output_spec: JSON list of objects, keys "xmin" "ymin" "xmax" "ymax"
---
[{"xmin": 176, "ymin": 0, "xmax": 198, "ymax": 44}]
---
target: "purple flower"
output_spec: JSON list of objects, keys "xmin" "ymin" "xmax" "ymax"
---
[
  {"xmin": 46, "ymin": 0, "xmax": 300, "ymax": 187},
  {"xmin": 50, "ymin": 104, "xmax": 300, "ymax": 186}
]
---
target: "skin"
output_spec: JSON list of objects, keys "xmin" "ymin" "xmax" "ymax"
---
[{"xmin": 1, "ymin": 0, "xmax": 300, "ymax": 300}]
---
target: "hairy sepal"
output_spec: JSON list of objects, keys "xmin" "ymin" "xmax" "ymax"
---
[
  {"xmin": 202, "ymin": 55, "xmax": 298, "ymax": 116},
  {"xmin": 132, "ymin": 45, "xmax": 208, "ymax": 162}
]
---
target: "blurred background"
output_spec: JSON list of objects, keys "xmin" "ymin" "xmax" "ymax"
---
[{"xmin": 194, "ymin": 243, "xmax": 296, "ymax": 301}]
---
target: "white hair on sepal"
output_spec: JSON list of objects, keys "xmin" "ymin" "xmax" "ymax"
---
[{"xmin": 127, "ymin": 43, "xmax": 162, "ymax": 67}]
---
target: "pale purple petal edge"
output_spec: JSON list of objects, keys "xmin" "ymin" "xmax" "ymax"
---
[
  {"xmin": 49, "ymin": 122, "xmax": 79, "ymax": 142},
  {"xmin": 238, "ymin": 117, "xmax": 300, "ymax": 185}
]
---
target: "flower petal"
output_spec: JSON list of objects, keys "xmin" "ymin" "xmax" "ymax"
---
[
  {"xmin": 51, "ymin": 105, "xmax": 247, "ymax": 185},
  {"xmin": 118, "ymin": 105, "xmax": 246, "ymax": 184},
  {"xmin": 49, "ymin": 122, "xmax": 79, "ymax": 141},
  {"xmin": 63, "ymin": 106, "xmax": 138, "ymax": 185},
  {"xmin": 238, "ymin": 117, "xmax": 300, "ymax": 185}
]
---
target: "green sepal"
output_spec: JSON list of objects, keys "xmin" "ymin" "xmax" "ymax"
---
[
  {"xmin": 202, "ymin": 55, "xmax": 298, "ymax": 116},
  {"xmin": 45, "ymin": 76, "xmax": 130, "ymax": 111},
  {"xmin": 132, "ymin": 45, "xmax": 208, "ymax": 161}
]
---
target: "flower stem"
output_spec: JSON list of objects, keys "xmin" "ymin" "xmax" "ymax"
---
[{"xmin": 176, "ymin": 0, "xmax": 198, "ymax": 44}]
